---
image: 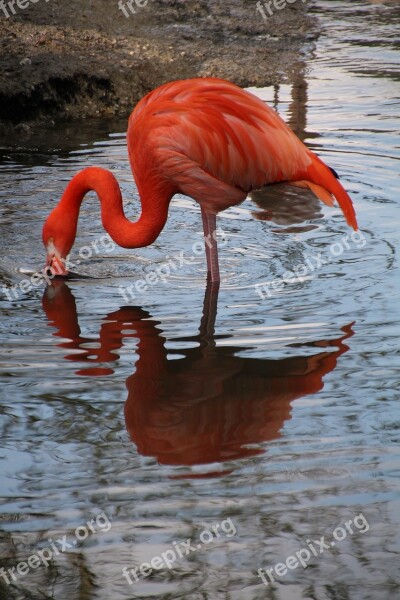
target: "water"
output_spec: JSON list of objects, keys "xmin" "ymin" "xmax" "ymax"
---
[{"xmin": 1, "ymin": 1, "xmax": 399, "ymax": 599}]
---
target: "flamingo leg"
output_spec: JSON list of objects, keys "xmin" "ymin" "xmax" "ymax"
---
[
  {"xmin": 199, "ymin": 277, "xmax": 220, "ymax": 341},
  {"xmin": 201, "ymin": 207, "xmax": 220, "ymax": 282}
]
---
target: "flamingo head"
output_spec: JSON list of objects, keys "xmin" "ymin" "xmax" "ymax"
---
[
  {"xmin": 44, "ymin": 239, "xmax": 69, "ymax": 277},
  {"xmin": 42, "ymin": 211, "xmax": 75, "ymax": 278}
]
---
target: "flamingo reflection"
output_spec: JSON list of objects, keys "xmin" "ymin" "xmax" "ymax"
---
[{"xmin": 42, "ymin": 282, "xmax": 354, "ymax": 468}]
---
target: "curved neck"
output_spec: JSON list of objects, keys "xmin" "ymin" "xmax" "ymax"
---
[{"xmin": 57, "ymin": 167, "xmax": 173, "ymax": 249}]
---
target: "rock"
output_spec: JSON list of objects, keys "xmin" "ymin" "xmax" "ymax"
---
[{"xmin": 0, "ymin": 0, "xmax": 318, "ymax": 126}]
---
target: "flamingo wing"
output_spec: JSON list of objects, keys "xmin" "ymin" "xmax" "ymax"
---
[{"xmin": 128, "ymin": 78, "xmax": 357, "ymax": 228}]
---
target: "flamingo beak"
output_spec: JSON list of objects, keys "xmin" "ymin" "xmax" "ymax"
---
[
  {"xmin": 44, "ymin": 239, "xmax": 69, "ymax": 278},
  {"xmin": 45, "ymin": 252, "xmax": 69, "ymax": 278}
]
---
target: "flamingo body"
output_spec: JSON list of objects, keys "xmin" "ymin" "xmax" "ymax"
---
[{"xmin": 43, "ymin": 77, "xmax": 358, "ymax": 281}]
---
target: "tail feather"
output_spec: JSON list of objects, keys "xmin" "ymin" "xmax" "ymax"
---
[
  {"xmin": 290, "ymin": 154, "xmax": 358, "ymax": 231},
  {"xmin": 290, "ymin": 180, "xmax": 335, "ymax": 207}
]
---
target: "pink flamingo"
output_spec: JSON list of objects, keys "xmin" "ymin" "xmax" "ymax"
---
[{"xmin": 43, "ymin": 78, "xmax": 358, "ymax": 282}]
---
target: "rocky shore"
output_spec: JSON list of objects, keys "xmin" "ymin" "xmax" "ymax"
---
[{"xmin": 0, "ymin": 0, "xmax": 317, "ymax": 127}]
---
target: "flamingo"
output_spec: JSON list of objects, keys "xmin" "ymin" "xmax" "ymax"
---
[{"xmin": 42, "ymin": 77, "xmax": 358, "ymax": 282}]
